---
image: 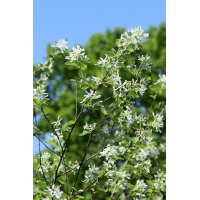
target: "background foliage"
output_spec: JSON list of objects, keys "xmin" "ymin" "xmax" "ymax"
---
[{"xmin": 33, "ymin": 22, "xmax": 166, "ymax": 199}]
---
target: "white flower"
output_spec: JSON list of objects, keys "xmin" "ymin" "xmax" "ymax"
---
[
  {"xmin": 45, "ymin": 185, "xmax": 63, "ymax": 199},
  {"xmin": 80, "ymin": 90, "xmax": 101, "ymax": 104},
  {"xmin": 160, "ymin": 143, "xmax": 166, "ymax": 152},
  {"xmin": 118, "ymin": 105, "xmax": 134, "ymax": 127},
  {"xmin": 92, "ymin": 76, "xmax": 102, "ymax": 85},
  {"xmin": 118, "ymin": 26, "xmax": 149, "ymax": 49},
  {"xmin": 52, "ymin": 116, "xmax": 62, "ymax": 127},
  {"xmin": 65, "ymin": 45, "xmax": 88, "ymax": 62},
  {"xmin": 99, "ymin": 146, "xmax": 118, "ymax": 160},
  {"xmin": 38, "ymin": 152, "xmax": 51, "ymax": 173},
  {"xmin": 84, "ymin": 164, "xmax": 99, "ymax": 183},
  {"xmin": 51, "ymin": 39, "xmax": 68, "ymax": 52},
  {"xmin": 84, "ymin": 123, "xmax": 96, "ymax": 132},
  {"xmin": 33, "ymin": 86, "xmax": 49, "ymax": 102},
  {"xmin": 148, "ymin": 146, "xmax": 160, "ymax": 158},
  {"xmin": 138, "ymin": 54, "xmax": 151, "ymax": 71},
  {"xmin": 135, "ymin": 179, "xmax": 148, "ymax": 193},
  {"xmin": 151, "ymin": 113, "xmax": 164, "ymax": 132},
  {"xmin": 96, "ymin": 55, "xmax": 111, "ymax": 68},
  {"xmin": 41, "ymin": 152, "xmax": 50, "ymax": 160},
  {"xmin": 135, "ymin": 78, "xmax": 147, "ymax": 96},
  {"xmin": 154, "ymin": 74, "xmax": 166, "ymax": 88},
  {"xmin": 138, "ymin": 54, "xmax": 150, "ymax": 62}
]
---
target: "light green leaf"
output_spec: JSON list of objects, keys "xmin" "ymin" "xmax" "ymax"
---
[
  {"xmin": 65, "ymin": 61, "xmax": 76, "ymax": 66},
  {"xmin": 68, "ymin": 120, "xmax": 75, "ymax": 125},
  {"xmin": 79, "ymin": 131, "xmax": 89, "ymax": 136},
  {"xmin": 131, "ymin": 137, "xmax": 139, "ymax": 143},
  {"xmin": 106, "ymin": 51, "xmax": 115, "ymax": 57},
  {"xmin": 80, "ymin": 84, "xmax": 89, "ymax": 90}
]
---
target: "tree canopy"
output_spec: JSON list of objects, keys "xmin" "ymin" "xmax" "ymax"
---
[{"xmin": 33, "ymin": 22, "xmax": 166, "ymax": 200}]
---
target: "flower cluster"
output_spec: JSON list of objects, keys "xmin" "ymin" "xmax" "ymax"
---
[
  {"xmin": 38, "ymin": 152, "xmax": 51, "ymax": 174},
  {"xmin": 44, "ymin": 184, "xmax": 63, "ymax": 199},
  {"xmin": 51, "ymin": 39, "xmax": 68, "ymax": 53},
  {"xmin": 151, "ymin": 113, "xmax": 164, "ymax": 132},
  {"xmin": 33, "ymin": 25, "xmax": 166, "ymax": 199},
  {"xmin": 154, "ymin": 74, "xmax": 166, "ymax": 89},
  {"xmin": 84, "ymin": 164, "xmax": 99, "ymax": 183},
  {"xmin": 83, "ymin": 123, "xmax": 96, "ymax": 132},
  {"xmin": 80, "ymin": 89, "xmax": 101, "ymax": 104},
  {"xmin": 65, "ymin": 45, "xmax": 88, "ymax": 62},
  {"xmin": 117, "ymin": 26, "xmax": 149, "ymax": 49}
]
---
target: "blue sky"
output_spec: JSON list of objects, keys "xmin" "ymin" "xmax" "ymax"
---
[
  {"xmin": 34, "ymin": 0, "xmax": 166, "ymax": 64},
  {"xmin": 33, "ymin": 0, "xmax": 166, "ymax": 155}
]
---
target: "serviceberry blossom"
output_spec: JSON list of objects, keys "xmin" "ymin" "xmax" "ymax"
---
[
  {"xmin": 33, "ymin": 86, "xmax": 49, "ymax": 102},
  {"xmin": 91, "ymin": 76, "xmax": 102, "ymax": 86},
  {"xmin": 51, "ymin": 39, "xmax": 68, "ymax": 52},
  {"xmin": 38, "ymin": 152, "xmax": 51, "ymax": 173},
  {"xmin": 39, "ymin": 61, "xmax": 53, "ymax": 74},
  {"xmin": 118, "ymin": 105, "xmax": 134, "ymax": 127},
  {"xmin": 138, "ymin": 54, "xmax": 151, "ymax": 71},
  {"xmin": 151, "ymin": 113, "xmax": 164, "ymax": 132},
  {"xmin": 111, "ymin": 71, "xmax": 131, "ymax": 98},
  {"xmin": 134, "ymin": 114, "xmax": 147, "ymax": 126},
  {"xmin": 154, "ymin": 74, "xmax": 166, "ymax": 89},
  {"xmin": 80, "ymin": 89, "xmax": 101, "ymax": 104},
  {"xmin": 160, "ymin": 143, "xmax": 166, "ymax": 152},
  {"xmin": 105, "ymin": 170, "xmax": 130, "ymax": 190},
  {"xmin": 135, "ymin": 179, "xmax": 148, "ymax": 197},
  {"xmin": 117, "ymin": 26, "xmax": 149, "ymax": 49},
  {"xmin": 135, "ymin": 78, "xmax": 147, "ymax": 96},
  {"xmin": 65, "ymin": 45, "xmax": 88, "ymax": 62},
  {"xmin": 99, "ymin": 145, "xmax": 118, "ymax": 160},
  {"xmin": 39, "ymin": 73, "xmax": 48, "ymax": 85},
  {"xmin": 84, "ymin": 164, "xmax": 99, "ymax": 183},
  {"xmin": 84, "ymin": 123, "xmax": 96, "ymax": 132},
  {"xmin": 52, "ymin": 116, "xmax": 62, "ymax": 127},
  {"xmin": 154, "ymin": 170, "xmax": 166, "ymax": 190},
  {"xmin": 96, "ymin": 55, "xmax": 111, "ymax": 68},
  {"xmin": 138, "ymin": 54, "xmax": 150, "ymax": 62},
  {"xmin": 45, "ymin": 184, "xmax": 63, "ymax": 199}
]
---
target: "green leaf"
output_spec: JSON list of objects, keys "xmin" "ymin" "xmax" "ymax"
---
[
  {"xmin": 116, "ymin": 39, "xmax": 121, "ymax": 45},
  {"xmin": 82, "ymin": 104, "xmax": 91, "ymax": 108},
  {"xmin": 33, "ymin": 158, "xmax": 38, "ymax": 163},
  {"xmin": 102, "ymin": 109, "xmax": 107, "ymax": 115},
  {"xmin": 143, "ymin": 173, "xmax": 153, "ymax": 179},
  {"xmin": 131, "ymin": 137, "xmax": 139, "ymax": 143},
  {"xmin": 93, "ymin": 95, "xmax": 101, "ymax": 99},
  {"xmin": 147, "ymin": 188, "xmax": 153, "ymax": 193},
  {"xmin": 80, "ymin": 84, "xmax": 89, "ymax": 90},
  {"xmin": 106, "ymin": 51, "xmax": 115, "ymax": 57},
  {"xmin": 75, "ymin": 195, "xmax": 85, "ymax": 199},
  {"xmin": 65, "ymin": 61, "xmax": 76, "ymax": 66},
  {"xmin": 119, "ymin": 57, "xmax": 125, "ymax": 62},
  {"xmin": 34, "ymin": 190, "xmax": 44, "ymax": 194},
  {"xmin": 146, "ymin": 76, "xmax": 151, "ymax": 81},
  {"xmin": 110, "ymin": 120, "xmax": 114, "ymax": 125},
  {"xmin": 146, "ymin": 180, "xmax": 154, "ymax": 185},
  {"xmin": 127, "ymin": 46, "xmax": 135, "ymax": 52},
  {"xmin": 96, "ymin": 71, "xmax": 104, "ymax": 78},
  {"xmin": 129, "ymin": 91, "xmax": 139, "ymax": 98},
  {"xmin": 79, "ymin": 131, "xmax": 89, "ymax": 136},
  {"xmin": 46, "ymin": 140, "xmax": 54, "ymax": 146},
  {"xmin": 70, "ymin": 79, "xmax": 77, "ymax": 82},
  {"xmin": 67, "ymin": 120, "xmax": 75, "ymax": 125},
  {"xmin": 80, "ymin": 63, "xmax": 87, "ymax": 71}
]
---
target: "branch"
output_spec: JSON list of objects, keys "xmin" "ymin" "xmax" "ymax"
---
[{"xmin": 33, "ymin": 133, "xmax": 60, "ymax": 157}]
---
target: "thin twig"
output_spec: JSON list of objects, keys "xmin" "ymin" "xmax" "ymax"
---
[
  {"xmin": 34, "ymin": 134, "xmax": 60, "ymax": 156},
  {"xmin": 41, "ymin": 107, "xmax": 64, "ymax": 152}
]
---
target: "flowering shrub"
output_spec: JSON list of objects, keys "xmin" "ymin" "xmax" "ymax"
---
[{"xmin": 33, "ymin": 26, "xmax": 166, "ymax": 200}]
